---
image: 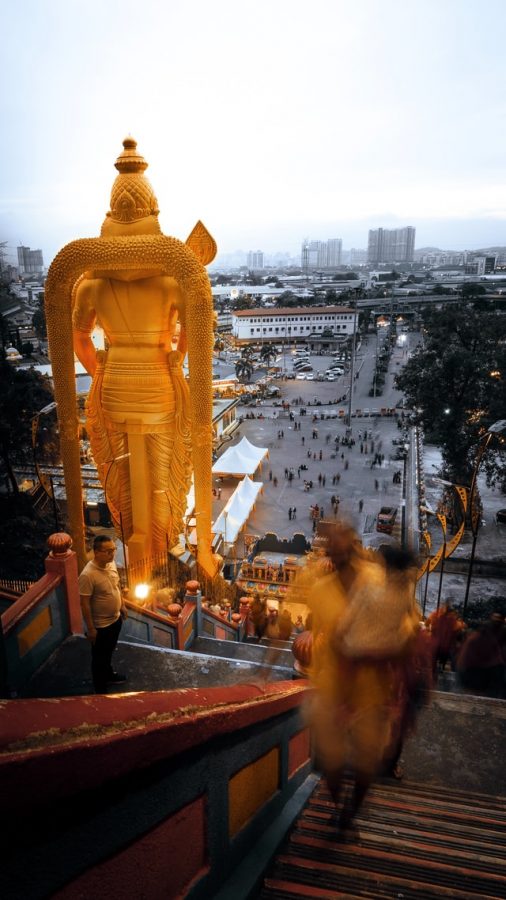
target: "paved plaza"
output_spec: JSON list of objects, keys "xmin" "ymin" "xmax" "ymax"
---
[
  {"xmin": 213, "ymin": 333, "xmax": 407, "ymax": 544},
  {"xmin": 212, "ymin": 332, "xmax": 506, "ymax": 614}
]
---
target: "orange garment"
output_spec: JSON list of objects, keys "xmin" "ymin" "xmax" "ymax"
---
[{"xmin": 307, "ymin": 563, "xmax": 396, "ymax": 776}]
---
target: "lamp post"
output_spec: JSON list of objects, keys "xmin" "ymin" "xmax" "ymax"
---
[
  {"xmin": 462, "ymin": 420, "xmax": 506, "ymax": 616},
  {"xmin": 346, "ymin": 299, "xmax": 358, "ymax": 428}
]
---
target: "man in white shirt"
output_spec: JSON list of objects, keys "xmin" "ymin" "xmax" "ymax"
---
[{"xmin": 79, "ymin": 535, "xmax": 128, "ymax": 692}]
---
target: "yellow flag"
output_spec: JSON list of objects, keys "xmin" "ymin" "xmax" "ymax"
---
[
  {"xmin": 445, "ymin": 520, "xmax": 465, "ymax": 558},
  {"xmin": 429, "ymin": 544, "xmax": 444, "ymax": 572}
]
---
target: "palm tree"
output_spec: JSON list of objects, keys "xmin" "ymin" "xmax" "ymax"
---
[
  {"xmin": 241, "ymin": 345, "xmax": 256, "ymax": 361},
  {"xmin": 213, "ymin": 336, "xmax": 225, "ymax": 358},
  {"xmin": 260, "ymin": 344, "xmax": 278, "ymax": 367},
  {"xmin": 235, "ymin": 359, "xmax": 254, "ymax": 383}
]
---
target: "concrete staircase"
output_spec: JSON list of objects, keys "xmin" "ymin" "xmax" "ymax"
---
[
  {"xmin": 259, "ymin": 777, "xmax": 506, "ymax": 899},
  {"xmin": 190, "ymin": 636, "xmax": 296, "ymax": 679}
]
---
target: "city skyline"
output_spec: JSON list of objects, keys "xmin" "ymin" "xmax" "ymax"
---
[{"xmin": 1, "ymin": 0, "xmax": 506, "ymax": 267}]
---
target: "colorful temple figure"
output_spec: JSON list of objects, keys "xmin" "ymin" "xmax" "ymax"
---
[{"xmin": 45, "ymin": 138, "xmax": 218, "ymax": 575}]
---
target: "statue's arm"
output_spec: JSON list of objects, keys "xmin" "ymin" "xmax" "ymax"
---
[
  {"xmin": 177, "ymin": 324, "xmax": 187, "ymax": 356},
  {"xmin": 72, "ymin": 280, "xmax": 98, "ymax": 376},
  {"xmin": 73, "ymin": 331, "xmax": 98, "ymax": 377}
]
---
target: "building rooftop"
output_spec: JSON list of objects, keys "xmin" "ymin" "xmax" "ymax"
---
[{"xmin": 233, "ymin": 305, "xmax": 353, "ymax": 317}]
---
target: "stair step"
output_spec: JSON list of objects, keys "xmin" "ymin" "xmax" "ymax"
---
[
  {"xmin": 313, "ymin": 778, "xmax": 506, "ymax": 814},
  {"xmin": 262, "ymin": 856, "xmax": 503, "ymax": 899},
  {"xmin": 258, "ymin": 777, "xmax": 506, "ymax": 900},
  {"xmin": 285, "ymin": 833, "xmax": 506, "ymax": 893},
  {"xmin": 299, "ymin": 814, "xmax": 506, "ymax": 858},
  {"xmin": 190, "ymin": 636, "xmax": 294, "ymax": 668}
]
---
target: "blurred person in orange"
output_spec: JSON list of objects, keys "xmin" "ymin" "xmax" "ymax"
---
[
  {"xmin": 427, "ymin": 602, "xmax": 464, "ymax": 673},
  {"xmin": 306, "ymin": 526, "xmax": 423, "ymax": 838}
]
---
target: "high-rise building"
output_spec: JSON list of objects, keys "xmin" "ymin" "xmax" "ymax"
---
[
  {"xmin": 301, "ymin": 238, "xmax": 342, "ymax": 269},
  {"xmin": 247, "ymin": 250, "xmax": 264, "ymax": 269},
  {"xmin": 349, "ymin": 248, "xmax": 367, "ymax": 266},
  {"xmin": 367, "ymin": 227, "xmax": 415, "ymax": 264},
  {"xmin": 326, "ymin": 239, "xmax": 342, "ymax": 267},
  {"xmin": 17, "ymin": 245, "xmax": 44, "ymax": 275}
]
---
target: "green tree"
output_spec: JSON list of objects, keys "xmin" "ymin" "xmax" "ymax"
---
[
  {"xmin": 235, "ymin": 359, "xmax": 254, "ymax": 382},
  {"xmin": 395, "ymin": 304, "xmax": 506, "ymax": 486},
  {"xmin": 0, "ymin": 360, "xmax": 58, "ymax": 494},
  {"xmin": 0, "ymin": 312, "xmax": 9, "ymax": 352},
  {"xmin": 461, "ymin": 283, "xmax": 486, "ymax": 300},
  {"xmin": 213, "ymin": 335, "xmax": 225, "ymax": 358},
  {"xmin": 241, "ymin": 345, "xmax": 256, "ymax": 361},
  {"xmin": 275, "ymin": 291, "xmax": 299, "ymax": 307},
  {"xmin": 259, "ymin": 344, "xmax": 278, "ymax": 367},
  {"xmin": 233, "ymin": 295, "xmax": 255, "ymax": 311},
  {"xmin": 32, "ymin": 292, "xmax": 47, "ymax": 339}
]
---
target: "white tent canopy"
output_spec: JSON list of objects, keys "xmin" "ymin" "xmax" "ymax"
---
[
  {"xmin": 213, "ymin": 476, "xmax": 263, "ymax": 548},
  {"xmin": 212, "ymin": 436, "xmax": 268, "ymax": 477},
  {"xmin": 188, "ymin": 475, "xmax": 263, "ymax": 550}
]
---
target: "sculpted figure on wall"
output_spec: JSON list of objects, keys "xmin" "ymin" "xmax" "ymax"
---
[{"xmin": 45, "ymin": 138, "xmax": 218, "ymax": 575}]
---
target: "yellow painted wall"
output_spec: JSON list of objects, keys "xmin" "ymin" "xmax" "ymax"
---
[{"xmin": 229, "ymin": 746, "xmax": 280, "ymax": 838}]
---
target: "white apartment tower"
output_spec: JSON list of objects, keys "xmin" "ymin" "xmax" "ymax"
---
[
  {"xmin": 247, "ymin": 250, "xmax": 264, "ymax": 269},
  {"xmin": 17, "ymin": 245, "xmax": 44, "ymax": 275},
  {"xmin": 301, "ymin": 238, "xmax": 342, "ymax": 269},
  {"xmin": 367, "ymin": 227, "xmax": 415, "ymax": 264}
]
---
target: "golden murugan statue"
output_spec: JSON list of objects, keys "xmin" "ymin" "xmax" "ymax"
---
[{"xmin": 45, "ymin": 137, "xmax": 218, "ymax": 575}]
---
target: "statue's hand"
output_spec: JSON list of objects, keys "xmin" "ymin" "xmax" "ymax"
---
[{"xmin": 167, "ymin": 349, "xmax": 184, "ymax": 368}]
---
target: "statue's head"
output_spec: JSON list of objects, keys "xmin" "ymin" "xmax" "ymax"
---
[{"xmin": 101, "ymin": 137, "xmax": 161, "ymax": 237}]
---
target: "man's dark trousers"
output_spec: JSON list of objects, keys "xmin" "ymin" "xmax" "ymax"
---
[{"xmin": 92, "ymin": 617, "xmax": 122, "ymax": 692}]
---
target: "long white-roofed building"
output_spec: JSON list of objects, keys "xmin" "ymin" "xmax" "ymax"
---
[{"xmin": 231, "ymin": 305, "xmax": 357, "ymax": 345}]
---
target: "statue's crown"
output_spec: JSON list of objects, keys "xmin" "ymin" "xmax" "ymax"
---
[{"xmin": 107, "ymin": 137, "xmax": 160, "ymax": 224}]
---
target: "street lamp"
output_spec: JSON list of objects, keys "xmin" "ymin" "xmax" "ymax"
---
[
  {"xmin": 346, "ymin": 299, "xmax": 358, "ymax": 428},
  {"xmin": 462, "ymin": 420, "xmax": 506, "ymax": 616}
]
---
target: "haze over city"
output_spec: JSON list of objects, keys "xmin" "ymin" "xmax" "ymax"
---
[{"xmin": 1, "ymin": 0, "xmax": 505, "ymax": 265}]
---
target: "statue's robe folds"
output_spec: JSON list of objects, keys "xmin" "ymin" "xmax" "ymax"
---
[{"xmin": 73, "ymin": 272, "xmax": 191, "ymax": 559}]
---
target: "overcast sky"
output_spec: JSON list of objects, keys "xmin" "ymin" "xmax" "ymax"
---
[{"xmin": 1, "ymin": 0, "xmax": 505, "ymax": 265}]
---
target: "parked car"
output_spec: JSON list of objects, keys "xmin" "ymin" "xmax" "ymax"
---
[
  {"xmin": 376, "ymin": 506, "xmax": 398, "ymax": 534},
  {"xmin": 296, "ymin": 372, "xmax": 308, "ymax": 380},
  {"xmin": 305, "ymin": 372, "xmax": 314, "ymax": 380},
  {"xmin": 496, "ymin": 509, "xmax": 506, "ymax": 525},
  {"xmin": 325, "ymin": 374, "xmax": 336, "ymax": 381}
]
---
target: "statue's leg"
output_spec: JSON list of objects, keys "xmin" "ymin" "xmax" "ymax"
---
[
  {"xmin": 127, "ymin": 432, "xmax": 153, "ymax": 565},
  {"xmin": 105, "ymin": 429, "xmax": 132, "ymax": 542},
  {"xmin": 147, "ymin": 430, "xmax": 192, "ymax": 555}
]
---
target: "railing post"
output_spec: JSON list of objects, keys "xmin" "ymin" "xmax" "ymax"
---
[
  {"xmin": 44, "ymin": 533, "xmax": 83, "ymax": 635},
  {"xmin": 0, "ymin": 610, "xmax": 9, "ymax": 698},
  {"xmin": 186, "ymin": 580, "xmax": 201, "ymax": 638}
]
